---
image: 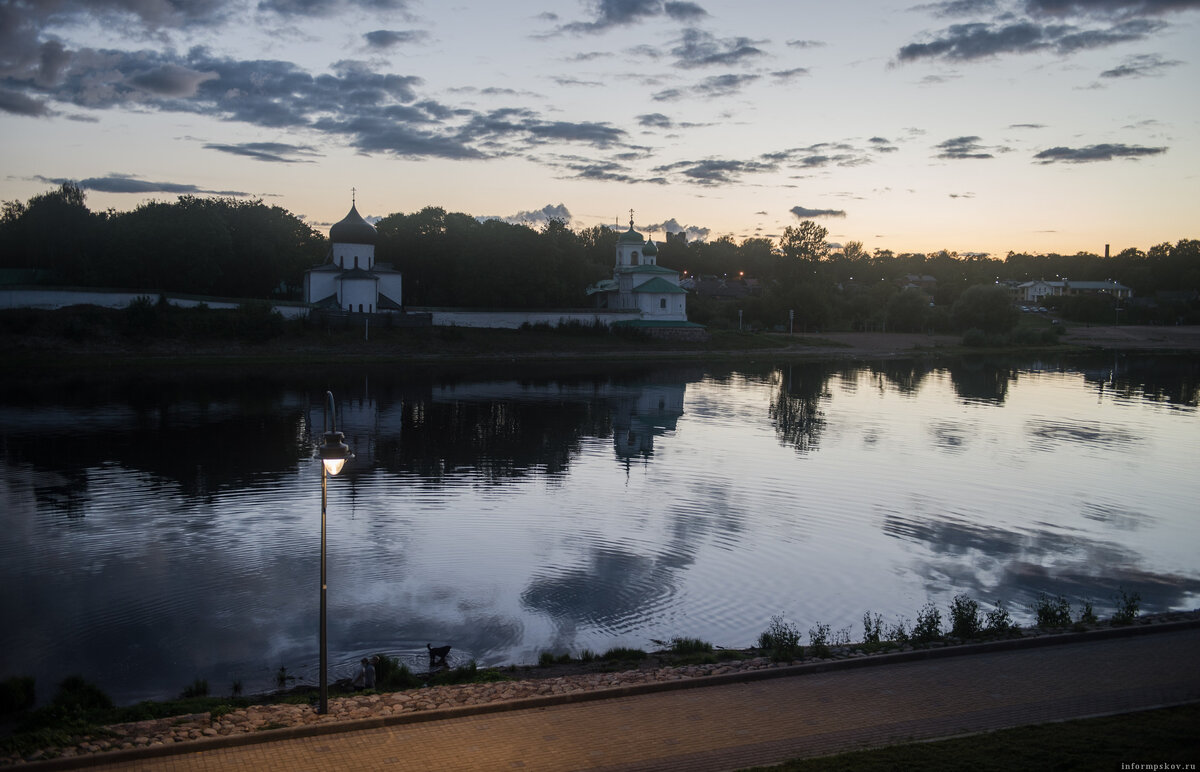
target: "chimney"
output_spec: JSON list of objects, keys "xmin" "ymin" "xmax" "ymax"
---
[{"xmin": 1105, "ymin": 244, "xmax": 1110, "ymax": 258}]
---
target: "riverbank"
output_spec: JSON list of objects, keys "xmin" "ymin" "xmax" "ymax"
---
[
  {"xmin": 3, "ymin": 304, "xmax": 1200, "ymax": 370},
  {"xmin": 6, "ymin": 610, "xmax": 1197, "ymax": 767}
]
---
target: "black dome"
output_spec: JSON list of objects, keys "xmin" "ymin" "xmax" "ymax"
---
[{"xmin": 330, "ymin": 204, "xmax": 377, "ymax": 246}]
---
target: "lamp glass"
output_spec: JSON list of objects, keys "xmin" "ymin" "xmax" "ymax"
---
[{"xmin": 323, "ymin": 457, "xmax": 346, "ymax": 476}]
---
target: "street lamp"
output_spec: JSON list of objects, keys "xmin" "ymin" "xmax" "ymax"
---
[{"xmin": 318, "ymin": 390, "xmax": 350, "ymax": 715}]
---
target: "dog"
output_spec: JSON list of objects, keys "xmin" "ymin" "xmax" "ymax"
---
[{"xmin": 427, "ymin": 643, "xmax": 451, "ymax": 668}]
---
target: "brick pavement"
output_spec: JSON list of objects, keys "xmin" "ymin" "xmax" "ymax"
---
[{"xmin": 58, "ymin": 626, "xmax": 1200, "ymax": 771}]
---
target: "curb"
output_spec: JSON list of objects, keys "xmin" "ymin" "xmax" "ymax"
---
[{"xmin": 22, "ymin": 616, "xmax": 1200, "ymax": 770}]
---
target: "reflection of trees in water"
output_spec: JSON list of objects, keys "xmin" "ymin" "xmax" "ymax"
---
[
  {"xmin": 948, "ymin": 358, "xmax": 1018, "ymax": 404},
  {"xmin": 870, "ymin": 360, "xmax": 933, "ymax": 395},
  {"xmin": 769, "ymin": 363, "xmax": 832, "ymax": 453},
  {"xmin": 376, "ymin": 399, "xmax": 611, "ymax": 481},
  {"xmin": 1083, "ymin": 354, "xmax": 1200, "ymax": 408}
]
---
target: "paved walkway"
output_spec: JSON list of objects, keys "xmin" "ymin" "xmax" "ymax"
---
[{"xmin": 70, "ymin": 627, "xmax": 1200, "ymax": 771}]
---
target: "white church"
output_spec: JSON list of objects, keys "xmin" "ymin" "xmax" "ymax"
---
[
  {"xmin": 303, "ymin": 203, "xmax": 697, "ymax": 334},
  {"xmin": 303, "ymin": 201, "xmax": 402, "ymax": 314},
  {"xmin": 585, "ymin": 216, "xmax": 689, "ymax": 323}
]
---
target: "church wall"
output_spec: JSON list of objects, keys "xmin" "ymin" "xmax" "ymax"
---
[
  {"xmin": 414, "ymin": 308, "xmax": 643, "ymax": 329},
  {"xmin": 332, "ymin": 243, "xmax": 375, "ymax": 271},
  {"xmin": 340, "ymin": 278, "xmax": 377, "ymax": 313}
]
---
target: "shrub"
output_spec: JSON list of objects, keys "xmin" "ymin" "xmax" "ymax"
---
[
  {"xmin": 1112, "ymin": 589, "xmax": 1141, "ymax": 626},
  {"xmin": 50, "ymin": 675, "xmax": 113, "ymax": 716},
  {"xmin": 1077, "ymin": 600, "xmax": 1098, "ymax": 625},
  {"xmin": 0, "ymin": 677, "xmax": 36, "ymax": 715},
  {"xmin": 579, "ymin": 649, "xmax": 596, "ymax": 663},
  {"xmin": 985, "ymin": 600, "xmax": 1014, "ymax": 634},
  {"xmin": 180, "ymin": 678, "xmax": 208, "ymax": 699},
  {"xmin": 600, "ymin": 647, "xmax": 647, "ymax": 662},
  {"xmin": 886, "ymin": 617, "xmax": 910, "ymax": 644},
  {"xmin": 758, "ymin": 615, "xmax": 803, "ymax": 661},
  {"xmin": 862, "ymin": 612, "xmax": 885, "ymax": 645},
  {"xmin": 374, "ymin": 655, "xmax": 421, "ymax": 690},
  {"xmin": 669, "ymin": 637, "xmax": 713, "ymax": 655},
  {"xmin": 538, "ymin": 652, "xmax": 556, "ymax": 667},
  {"xmin": 808, "ymin": 623, "xmax": 831, "ymax": 659},
  {"xmin": 912, "ymin": 603, "xmax": 943, "ymax": 643},
  {"xmin": 1033, "ymin": 593, "xmax": 1072, "ymax": 628},
  {"xmin": 949, "ymin": 595, "xmax": 982, "ymax": 639}
]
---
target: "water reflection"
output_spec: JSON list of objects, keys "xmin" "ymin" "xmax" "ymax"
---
[{"xmin": 1, "ymin": 354, "xmax": 1197, "ymax": 705}]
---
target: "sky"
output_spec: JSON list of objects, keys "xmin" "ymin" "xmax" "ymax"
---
[{"xmin": 1, "ymin": 0, "xmax": 1197, "ymax": 259}]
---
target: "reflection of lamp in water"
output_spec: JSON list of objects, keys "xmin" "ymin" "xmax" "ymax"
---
[{"xmin": 317, "ymin": 390, "xmax": 351, "ymax": 715}]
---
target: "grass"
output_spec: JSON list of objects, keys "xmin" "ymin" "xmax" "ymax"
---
[{"xmin": 741, "ymin": 703, "xmax": 1200, "ymax": 772}]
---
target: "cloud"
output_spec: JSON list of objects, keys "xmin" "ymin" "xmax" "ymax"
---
[
  {"xmin": 790, "ymin": 205, "xmax": 847, "ymax": 218},
  {"xmin": 765, "ymin": 142, "xmax": 875, "ymax": 169},
  {"xmin": 772, "ymin": 67, "xmax": 810, "ymax": 81},
  {"xmin": 127, "ymin": 64, "xmax": 219, "ymax": 97},
  {"xmin": 1023, "ymin": 0, "xmax": 1200, "ymax": 18},
  {"xmin": 484, "ymin": 203, "xmax": 573, "ymax": 226},
  {"xmin": 37, "ymin": 173, "xmax": 249, "ymax": 196},
  {"xmin": 1099, "ymin": 53, "xmax": 1182, "ymax": 77},
  {"xmin": 203, "ymin": 141, "xmax": 322, "ymax": 163},
  {"xmin": 1033, "ymin": 143, "xmax": 1167, "ymax": 162},
  {"xmin": 637, "ymin": 112, "xmax": 674, "ymax": 128},
  {"xmin": 363, "ymin": 30, "xmax": 430, "ymax": 49},
  {"xmin": 785, "ymin": 39, "xmax": 826, "ymax": 48},
  {"xmin": 0, "ymin": 88, "xmax": 50, "ymax": 116},
  {"xmin": 558, "ymin": 0, "xmax": 704, "ymax": 34},
  {"xmin": 258, "ymin": 0, "xmax": 413, "ymax": 18},
  {"xmin": 669, "ymin": 28, "xmax": 766, "ymax": 69},
  {"xmin": 655, "ymin": 72, "xmax": 760, "ymax": 101},
  {"xmin": 935, "ymin": 135, "xmax": 997, "ymax": 159},
  {"xmin": 644, "ymin": 218, "xmax": 710, "ymax": 241},
  {"xmin": 654, "ymin": 158, "xmax": 776, "ymax": 185},
  {"xmin": 897, "ymin": 17, "xmax": 1164, "ymax": 61}
]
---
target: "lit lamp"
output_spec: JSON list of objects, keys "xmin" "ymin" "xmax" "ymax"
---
[{"xmin": 317, "ymin": 390, "xmax": 351, "ymax": 715}]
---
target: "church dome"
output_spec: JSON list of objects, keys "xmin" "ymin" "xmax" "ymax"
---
[
  {"xmin": 618, "ymin": 226, "xmax": 644, "ymax": 244},
  {"xmin": 330, "ymin": 204, "xmax": 377, "ymax": 246},
  {"xmin": 643, "ymin": 238, "xmax": 658, "ymax": 256}
]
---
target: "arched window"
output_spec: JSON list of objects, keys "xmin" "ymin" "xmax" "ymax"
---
[
  {"xmin": 358, "ymin": 303, "xmax": 363, "ymax": 312},
  {"xmin": 354, "ymin": 256, "xmax": 359, "ymax": 268},
  {"xmin": 659, "ymin": 298, "xmax": 666, "ymax": 309},
  {"xmin": 631, "ymin": 251, "xmax": 639, "ymax": 266}
]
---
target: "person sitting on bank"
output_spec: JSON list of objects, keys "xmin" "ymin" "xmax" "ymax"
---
[{"xmin": 352, "ymin": 658, "xmax": 369, "ymax": 690}]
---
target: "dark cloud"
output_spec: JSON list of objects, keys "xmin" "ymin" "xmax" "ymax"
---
[
  {"xmin": 1023, "ymin": 0, "xmax": 1200, "ymax": 17},
  {"xmin": 653, "ymin": 158, "xmax": 776, "ymax": 185},
  {"xmin": 869, "ymin": 136, "xmax": 899, "ymax": 152},
  {"xmin": 785, "ymin": 39, "xmax": 826, "ymax": 48},
  {"xmin": 772, "ymin": 67, "xmax": 810, "ymax": 81},
  {"xmin": 692, "ymin": 73, "xmax": 761, "ymax": 97},
  {"xmin": 669, "ymin": 28, "xmax": 766, "ymax": 69},
  {"xmin": 1033, "ymin": 143, "xmax": 1167, "ymax": 162},
  {"xmin": 363, "ymin": 30, "xmax": 430, "ymax": 49},
  {"xmin": 202, "ymin": 141, "xmax": 322, "ymax": 163},
  {"xmin": 1099, "ymin": 53, "xmax": 1182, "ymax": 77},
  {"xmin": 637, "ymin": 112, "xmax": 673, "ymax": 128},
  {"xmin": 257, "ymin": 0, "xmax": 413, "ymax": 18},
  {"xmin": 127, "ymin": 64, "xmax": 218, "ymax": 97},
  {"xmin": 935, "ymin": 135, "xmax": 996, "ymax": 159},
  {"xmin": 37, "ymin": 173, "xmax": 249, "ymax": 196},
  {"xmin": 664, "ymin": 2, "xmax": 708, "ymax": 20},
  {"xmin": 0, "ymin": 87, "xmax": 49, "ymax": 116},
  {"xmin": 766, "ymin": 142, "xmax": 875, "ymax": 169},
  {"xmin": 1009, "ymin": 123, "xmax": 1047, "ymax": 128},
  {"xmin": 791, "ymin": 205, "xmax": 847, "ymax": 218},
  {"xmin": 898, "ymin": 17, "xmax": 1164, "ymax": 61},
  {"xmin": 922, "ymin": 0, "xmax": 1004, "ymax": 15},
  {"xmin": 559, "ymin": 0, "xmax": 682, "ymax": 33}
]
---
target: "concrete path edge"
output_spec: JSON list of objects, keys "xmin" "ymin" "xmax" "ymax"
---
[{"xmin": 25, "ymin": 616, "xmax": 1200, "ymax": 771}]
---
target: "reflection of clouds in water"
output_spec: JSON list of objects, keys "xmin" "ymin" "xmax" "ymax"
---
[
  {"xmin": 1028, "ymin": 420, "xmax": 1140, "ymax": 449},
  {"xmin": 1081, "ymin": 502, "xmax": 1154, "ymax": 531},
  {"xmin": 928, "ymin": 421, "xmax": 970, "ymax": 453},
  {"xmin": 881, "ymin": 512, "xmax": 1200, "ymax": 620}
]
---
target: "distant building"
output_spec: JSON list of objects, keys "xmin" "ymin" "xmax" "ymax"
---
[
  {"xmin": 1018, "ymin": 279, "xmax": 1131, "ymax": 304},
  {"xmin": 896, "ymin": 274, "xmax": 937, "ymax": 292},
  {"xmin": 304, "ymin": 201, "xmax": 403, "ymax": 314},
  {"xmin": 586, "ymin": 217, "xmax": 690, "ymax": 323}
]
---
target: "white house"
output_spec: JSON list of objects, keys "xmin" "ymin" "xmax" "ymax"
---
[
  {"xmin": 1018, "ymin": 279, "xmax": 1131, "ymax": 304},
  {"xmin": 304, "ymin": 202, "xmax": 403, "ymax": 313},
  {"xmin": 586, "ymin": 217, "xmax": 689, "ymax": 322}
]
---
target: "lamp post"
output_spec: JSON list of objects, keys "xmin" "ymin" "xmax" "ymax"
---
[{"xmin": 318, "ymin": 390, "xmax": 350, "ymax": 715}]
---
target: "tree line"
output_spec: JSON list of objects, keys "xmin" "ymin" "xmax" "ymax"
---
[{"xmin": 1, "ymin": 184, "xmax": 1196, "ymax": 329}]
